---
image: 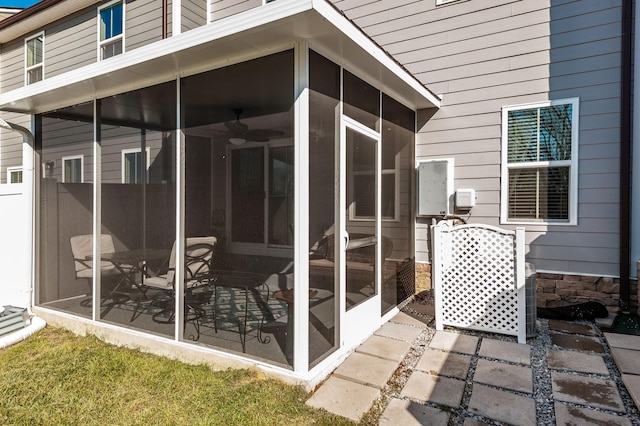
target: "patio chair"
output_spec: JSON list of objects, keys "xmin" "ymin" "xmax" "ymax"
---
[
  {"xmin": 308, "ymin": 233, "xmax": 393, "ymax": 288},
  {"xmin": 136, "ymin": 236, "xmax": 217, "ymax": 340},
  {"xmin": 70, "ymin": 234, "xmax": 129, "ymax": 301}
]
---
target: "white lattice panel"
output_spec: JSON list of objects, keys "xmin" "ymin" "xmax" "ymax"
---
[{"xmin": 432, "ymin": 223, "xmax": 527, "ymax": 343}]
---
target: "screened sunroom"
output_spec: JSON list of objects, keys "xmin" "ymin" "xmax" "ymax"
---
[{"xmin": 2, "ymin": 1, "xmax": 439, "ymax": 383}]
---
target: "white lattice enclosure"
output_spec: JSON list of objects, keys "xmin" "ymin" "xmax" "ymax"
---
[{"xmin": 432, "ymin": 223, "xmax": 528, "ymax": 343}]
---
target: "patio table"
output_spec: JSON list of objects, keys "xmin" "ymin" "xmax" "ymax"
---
[
  {"xmin": 209, "ymin": 269, "xmax": 272, "ymax": 353},
  {"xmin": 87, "ymin": 248, "xmax": 171, "ymax": 298}
]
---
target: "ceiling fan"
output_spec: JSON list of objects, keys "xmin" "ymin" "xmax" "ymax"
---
[{"xmin": 215, "ymin": 108, "xmax": 284, "ymax": 145}]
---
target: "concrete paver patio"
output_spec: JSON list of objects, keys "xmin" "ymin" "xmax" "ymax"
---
[
  {"xmin": 467, "ymin": 383, "xmax": 536, "ymax": 426},
  {"xmin": 605, "ymin": 332, "xmax": 640, "ymax": 412},
  {"xmin": 551, "ymin": 371, "xmax": 625, "ymax": 412},
  {"xmin": 307, "ymin": 302, "xmax": 640, "ymax": 424},
  {"xmin": 473, "ymin": 358, "xmax": 533, "ymax": 393}
]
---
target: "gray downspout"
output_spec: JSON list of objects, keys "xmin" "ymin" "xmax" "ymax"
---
[
  {"xmin": 162, "ymin": 0, "xmax": 167, "ymax": 39},
  {"xmin": 620, "ymin": 0, "xmax": 632, "ymax": 309},
  {"xmin": 633, "ymin": 0, "xmax": 640, "ymax": 285}
]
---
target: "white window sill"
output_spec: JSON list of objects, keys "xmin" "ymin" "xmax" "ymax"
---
[{"xmin": 500, "ymin": 219, "xmax": 577, "ymax": 227}]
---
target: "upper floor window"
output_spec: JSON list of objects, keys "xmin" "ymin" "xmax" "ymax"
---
[
  {"xmin": 25, "ymin": 33, "xmax": 43, "ymax": 85},
  {"xmin": 62, "ymin": 155, "xmax": 83, "ymax": 183},
  {"xmin": 501, "ymin": 98, "xmax": 579, "ymax": 225},
  {"xmin": 98, "ymin": 0, "xmax": 124, "ymax": 60}
]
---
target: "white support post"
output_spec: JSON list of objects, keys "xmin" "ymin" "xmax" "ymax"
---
[
  {"xmin": 515, "ymin": 227, "xmax": 526, "ymax": 344},
  {"xmin": 431, "ymin": 224, "xmax": 444, "ymax": 332},
  {"xmin": 93, "ymin": 101, "xmax": 102, "ymax": 321},
  {"xmin": 172, "ymin": 0, "xmax": 181, "ymax": 36},
  {"xmin": 175, "ymin": 78, "xmax": 185, "ymax": 341},
  {"xmin": 293, "ymin": 41, "xmax": 310, "ymax": 373}
]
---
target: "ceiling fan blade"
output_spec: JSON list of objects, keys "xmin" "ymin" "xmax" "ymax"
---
[
  {"xmin": 210, "ymin": 128, "xmax": 229, "ymax": 134},
  {"xmin": 244, "ymin": 128, "xmax": 284, "ymax": 141},
  {"xmin": 224, "ymin": 120, "xmax": 248, "ymax": 135}
]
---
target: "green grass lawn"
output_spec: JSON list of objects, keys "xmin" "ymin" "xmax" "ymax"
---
[{"xmin": 0, "ymin": 326, "xmax": 353, "ymax": 425}]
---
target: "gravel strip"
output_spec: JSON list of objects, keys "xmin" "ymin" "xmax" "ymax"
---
[
  {"xmin": 360, "ymin": 295, "xmax": 640, "ymax": 426},
  {"xmin": 530, "ymin": 320, "xmax": 555, "ymax": 425}
]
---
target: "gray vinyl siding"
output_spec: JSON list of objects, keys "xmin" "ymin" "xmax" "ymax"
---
[
  {"xmin": 44, "ymin": 9, "xmax": 95, "ymax": 78},
  {"xmin": 126, "ymin": 0, "xmax": 164, "ymax": 51},
  {"xmin": 0, "ymin": 112, "xmax": 30, "ymax": 184},
  {"xmin": 182, "ymin": 0, "xmax": 206, "ymax": 32},
  {"xmin": 210, "ymin": 0, "xmax": 261, "ymax": 22},
  {"xmin": 332, "ymin": 0, "xmax": 623, "ymax": 277},
  {"xmin": 0, "ymin": 39, "xmax": 23, "ymax": 92}
]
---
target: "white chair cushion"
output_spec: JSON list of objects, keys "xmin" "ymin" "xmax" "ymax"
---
[{"xmin": 144, "ymin": 275, "xmax": 172, "ymax": 289}]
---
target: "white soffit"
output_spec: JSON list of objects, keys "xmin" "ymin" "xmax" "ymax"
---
[{"xmin": 0, "ymin": 0, "xmax": 440, "ymax": 114}]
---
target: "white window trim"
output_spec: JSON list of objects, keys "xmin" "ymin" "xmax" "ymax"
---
[
  {"xmin": 436, "ymin": 0, "xmax": 464, "ymax": 5},
  {"xmin": 97, "ymin": 0, "xmax": 125, "ymax": 61},
  {"xmin": 7, "ymin": 166, "xmax": 22, "ymax": 184},
  {"xmin": 62, "ymin": 155, "xmax": 84, "ymax": 183},
  {"xmin": 24, "ymin": 32, "xmax": 44, "ymax": 85},
  {"xmin": 121, "ymin": 147, "xmax": 150, "ymax": 183},
  {"xmin": 500, "ymin": 98, "xmax": 579, "ymax": 226}
]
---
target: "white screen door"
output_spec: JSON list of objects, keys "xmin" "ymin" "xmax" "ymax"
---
[{"xmin": 340, "ymin": 117, "xmax": 382, "ymax": 346}]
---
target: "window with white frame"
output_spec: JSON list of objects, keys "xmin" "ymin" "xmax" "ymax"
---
[
  {"xmin": 98, "ymin": 0, "xmax": 124, "ymax": 60},
  {"xmin": 62, "ymin": 155, "xmax": 83, "ymax": 183},
  {"xmin": 7, "ymin": 167, "xmax": 22, "ymax": 184},
  {"xmin": 501, "ymin": 98, "xmax": 579, "ymax": 225},
  {"xmin": 122, "ymin": 148, "xmax": 149, "ymax": 183},
  {"xmin": 25, "ymin": 33, "xmax": 43, "ymax": 85},
  {"xmin": 348, "ymin": 140, "xmax": 398, "ymax": 222}
]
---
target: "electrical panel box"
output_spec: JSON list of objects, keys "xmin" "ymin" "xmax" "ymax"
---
[
  {"xmin": 455, "ymin": 188, "xmax": 476, "ymax": 210},
  {"xmin": 416, "ymin": 158, "xmax": 454, "ymax": 217}
]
